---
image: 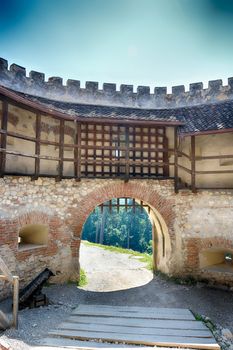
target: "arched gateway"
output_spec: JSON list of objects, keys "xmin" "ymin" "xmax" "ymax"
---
[
  {"xmin": 1, "ymin": 57, "xmax": 233, "ymax": 299},
  {"xmin": 70, "ymin": 181, "xmax": 174, "ymax": 274}
]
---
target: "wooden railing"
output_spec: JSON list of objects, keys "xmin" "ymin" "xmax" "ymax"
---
[
  {"xmin": 0, "ymin": 257, "xmax": 19, "ymax": 329},
  {"xmin": 177, "ymin": 139, "xmax": 233, "ymax": 192},
  {"xmin": 0, "ymin": 98, "xmax": 176, "ymax": 182}
]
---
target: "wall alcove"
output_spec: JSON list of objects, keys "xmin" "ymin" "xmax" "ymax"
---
[
  {"xmin": 200, "ymin": 248, "xmax": 233, "ymax": 274},
  {"xmin": 18, "ymin": 224, "xmax": 49, "ymax": 251}
]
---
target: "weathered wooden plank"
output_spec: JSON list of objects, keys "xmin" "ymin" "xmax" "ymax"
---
[
  {"xmin": 12, "ymin": 275, "xmax": 19, "ymax": 328},
  {"xmin": 39, "ymin": 337, "xmax": 153, "ymax": 349},
  {"xmin": 68, "ymin": 315, "xmax": 206, "ymax": 330},
  {"xmin": 71, "ymin": 309, "xmax": 195, "ymax": 321},
  {"xmin": 75, "ymin": 304, "xmax": 192, "ymax": 315},
  {"xmin": 174, "ymin": 126, "xmax": 178, "ymax": 193},
  {"xmin": 33, "ymin": 113, "xmax": 41, "ymax": 180},
  {"xmin": 74, "ymin": 121, "xmax": 79, "ymax": 180},
  {"xmin": 0, "ymin": 100, "xmax": 8, "ymax": 177},
  {"xmin": 59, "ymin": 322, "xmax": 212, "ymax": 338},
  {"xmin": 56, "ymin": 119, "xmax": 64, "ymax": 181},
  {"xmin": 191, "ymin": 135, "xmax": 196, "ymax": 193},
  {"xmin": 125, "ymin": 125, "xmax": 129, "ymax": 182},
  {"xmin": 0, "ymin": 257, "xmax": 13, "ymax": 282},
  {"xmin": 48, "ymin": 330, "xmax": 220, "ymax": 350}
]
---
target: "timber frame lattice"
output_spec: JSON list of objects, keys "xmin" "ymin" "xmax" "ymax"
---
[
  {"xmin": 1, "ymin": 89, "xmax": 233, "ymax": 193},
  {"xmin": 0, "ymin": 95, "xmax": 176, "ymax": 183},
  {"xmin": 177, "ymin": 134, "xmax": 233, "ymax": 192}
]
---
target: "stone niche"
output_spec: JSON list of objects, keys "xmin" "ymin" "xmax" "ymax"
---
[
  {"xmin": 200, "ymin": 248, "xmax": 233, "ymax": 274},
  {"xmin": 18, "ymin": 224, "xmax": 48, "ymax": 250}
]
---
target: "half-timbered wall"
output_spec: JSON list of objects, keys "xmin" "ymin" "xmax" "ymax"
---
[
  {"xmin": 0, "ymin": 99, "xmax": 173, "ymax": 181},
  {"xmin": 178, "ymin": 133, "xmax": 233, "ymax": 189},
  {"xmin": 0, "ymin": 98, "xmax": 233, "ymax": 190}
]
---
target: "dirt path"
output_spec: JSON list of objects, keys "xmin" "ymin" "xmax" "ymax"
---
[{"xmin": 79, "ymin": 242, "xmax": 153, "ymax": 292}]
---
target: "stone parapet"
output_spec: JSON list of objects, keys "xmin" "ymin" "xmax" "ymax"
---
[{"xmin": 0, "ymin": 57, "xmax": 233, "ymax": 108}]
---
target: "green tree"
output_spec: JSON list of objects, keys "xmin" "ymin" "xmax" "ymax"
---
[{"xmin": 82, "ymin": 198, "xmax": 152, "ymax": 253}]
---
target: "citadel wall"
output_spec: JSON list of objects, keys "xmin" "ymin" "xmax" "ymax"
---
[
  {"xmin": 0, "ymin": 177, "xmax": 233, "ymax": 299},
  {"xmin": 1, "ymin": 57, "xmax": 233, "ymax": 108},
  {"xmin": 1, "ymin": 58, "xmax": 233, "ymax": 298}
]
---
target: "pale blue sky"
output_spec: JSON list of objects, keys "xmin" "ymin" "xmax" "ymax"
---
[{"xmin": 1, "ymin": 0, "xmax": 233, "ymax": 91}]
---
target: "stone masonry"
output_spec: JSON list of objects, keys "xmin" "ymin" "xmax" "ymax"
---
[
  {"xmin": 1, "ymin": 57, "xmax": 233, "ymax": 108},
  {"xmin": 0, "ymin": 177, "xmax": 233, "ymax": 299}
]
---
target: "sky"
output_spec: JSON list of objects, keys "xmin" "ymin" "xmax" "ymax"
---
[{"xmin": 1, "ymin": 0, "xmax": 233, "ymax": 91}]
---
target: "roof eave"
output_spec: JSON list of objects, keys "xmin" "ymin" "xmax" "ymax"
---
[
  {"xmin": 0, "ymin": 85, "xmax": 184, "ymax": 126},
  {"xmin": 179, "ymin": 128, "xmax": 233, "ymax": 137}
]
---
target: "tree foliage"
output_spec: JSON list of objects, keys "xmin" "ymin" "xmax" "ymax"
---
[{"xmin": 82, "ymin": 198, "xmax": 152, "ymax": 254}]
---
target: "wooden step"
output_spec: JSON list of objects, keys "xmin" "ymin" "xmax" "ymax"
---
[
  {"xmin": 39, "ymin": 337, "xmax": 155, "ymax": 349},
  {"xmin": 58, "ymin": 321, "xmax": 212, "ymax": 338},
  {"xmin": 68, "ymin": 315, "xmax": 206, "ymax": 330},
  {"xmin": 48, "ymin": 329, "xmax": 220, "ymax": 350},
  {"xmin": 44, "ymin": 304, "xmax": 220, "ymax": 350},
  {"xmin": 71, "ymin": 307, "xmax": 195, "ymax": 321}
]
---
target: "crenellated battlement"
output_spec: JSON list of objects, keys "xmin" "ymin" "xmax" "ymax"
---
[{"xmin": 0, "ymin": 57, "xmax": 233, "ymax": 108}]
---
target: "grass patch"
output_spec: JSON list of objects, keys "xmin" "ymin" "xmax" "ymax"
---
[
  {"xmin": 83, "ymin": 240, "xmax": 153, "ymax": 271},
  {"xmin": 194, "ymin": 313, "xmax": 216, "ymax": 332},
  {"xmin": 77, "ymin": 268, "xmax": 88, "ymax": 287}
]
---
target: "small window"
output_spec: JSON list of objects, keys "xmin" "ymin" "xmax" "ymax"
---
[{"xmin": 18, "ymin": 224, "xmax": 48, "ymax": 251}]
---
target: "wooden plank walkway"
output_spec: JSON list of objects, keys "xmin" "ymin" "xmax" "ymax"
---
[{"xmin": 42, "ymin": 304, "xmax": 220, "ymax": 350}]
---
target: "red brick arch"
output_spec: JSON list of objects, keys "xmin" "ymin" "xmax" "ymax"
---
[{"xmin": 69, "ymin": 181, "xmax": 176, "ymax": 262}]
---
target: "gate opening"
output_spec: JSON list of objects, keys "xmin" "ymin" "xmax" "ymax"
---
[
  {"xmin": 82, "ymin": 198, "xmax": 153, "ymax": 254},
  {"xmin": 79, "ymin": 197, "xmax": 171, "ymax": 292}
]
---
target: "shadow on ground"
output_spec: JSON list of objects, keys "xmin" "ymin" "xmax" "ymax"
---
[{"xmin": 1, "ymin": 275, "xmax": 233, "ymax": 349}]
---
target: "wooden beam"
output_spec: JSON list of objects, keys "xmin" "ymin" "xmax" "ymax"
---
[
  {"xmin": 181, "ymin": 128, "xmax": 233, "ymax": 137},
  {"xmin": 174, "ymin": 127, "xmax": 178, "ymax": 193},
  {"xmin": 195, "ymin": 169, "xmax": 233, "ymax": 175},
  {"xmin": 56, "ymin": 119, "xmax": 64, "ymax": 181},
  {"xmin": 163, "ymin": 130, "xmax": 169, "ymax": 177},
  {"xmin": 196, "ymin": 154, "xmax": 233, "ymax": 160},
  {"xmin": 12, "ymin": 276, "xmax": 19, "ymax": 329},
  {"xmin": 177, "ymin": 164, "xmax": 192, "ymax": 174},
  {"xmin": 76, "ymin": 122, "xmax": 81, "ymax": 181},
  {"xmin": 32, "ymin": 113, "xmax": 41, "ymax": 180},
  {"xmin": 0, "ymin": 100, "xmax": 8, "ymax": 177},
  {"xmin": 125, "ymin": 126, "xmax": 129, "ymax": 182},
  {"xmin": 191, "ymin": 135, "xmax": 196, "ymax": 193},
  {"xmin": 0, "ymin": 148, "xmax": 60, "ymax": 161}
]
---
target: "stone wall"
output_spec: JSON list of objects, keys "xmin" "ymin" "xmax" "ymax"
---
[
  {"xmin": 1, "ymin": 57, "xmax": 233, "ymax": 108},
  {"xmin": 0, "ymin": 177, "xmax": 233, "ymax": 299}
]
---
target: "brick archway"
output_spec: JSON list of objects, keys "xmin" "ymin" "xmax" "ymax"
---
[{"xmin": 69, "ymin": 181, "xmax": 176, "ymax": 274}]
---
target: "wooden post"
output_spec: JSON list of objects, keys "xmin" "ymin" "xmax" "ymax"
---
[
  {"xmin": 191, "ymin": 135, "xmax": 196, "ymax": 193},
  {"xmin": 76, "ymin": 121, "xmax": 81, "ymax": 181},
  {"xmin": 56, "ymin": 119, "xmax": 64, "ymax": 181},
  {"xmin": 12, "ymin": 276, "xmax": 19, "ymax": 329},
  {"xmin": 0, "ymin": 100, "xmax": 8, "ymax": 177},
  {"xmin": 33, "ymin": 113, "xmax": 41, "ymax": 180},
  {"xmin": 174, "ymin": 127, "xmax": 179, "ymax": 193},
  {"xmin": 125, "ymin": 126, "xmax": 129, "ymax": 182},
  {"xmin": 163, "ymin": 132, "xmax": 169, "ymax": 177}
]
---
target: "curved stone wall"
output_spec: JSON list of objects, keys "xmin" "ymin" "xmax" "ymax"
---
[{"xmin": 1, "ymin": 57, "xmax": 233, "ymax": 108}]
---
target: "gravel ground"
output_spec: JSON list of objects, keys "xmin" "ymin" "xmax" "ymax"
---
[
  {"xmin": 1, "ymin": 243, "xmax": 233, "ymax": 349},
  {"xmin": 79, "ymin": 242, "xmax": 153, "ymax": 291}
]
